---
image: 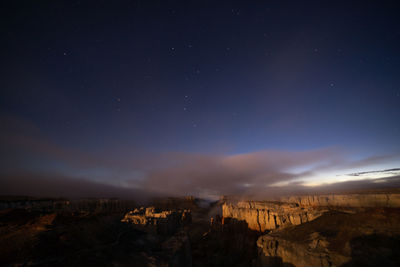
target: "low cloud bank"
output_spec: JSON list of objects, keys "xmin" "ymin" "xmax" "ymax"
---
[
  {"xmin": 1, "ymin": 115, "xmax": 400, "ymax": 200},
  {"xmin": 0, "ymin": 172, "xmax": 163, "ymax": 202},
  {"xmin": 141, "ymin": 152, "xmax": 400, "ymax": 199}
]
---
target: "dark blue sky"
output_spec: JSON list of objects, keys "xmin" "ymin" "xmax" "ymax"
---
[{"xmin": 1, "ymin": 1, "xmax": 400, "ymax": 198}]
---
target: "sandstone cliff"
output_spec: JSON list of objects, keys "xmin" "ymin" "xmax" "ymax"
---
[
  {"xmin": 222, "ymin": 201, "xmax": 324, "ymax": 232},
  {"xmin": 257, "ymin": 233, "xmax": 349, "ymax": 267},
  {"xmin": 257, "ymin": 209, "xmax": 400, "ymax": 267},
  {"xmin": 121, "ymin": 206, "xmax": 191, "ymax": 235},
  {"xmin": 280, "ymin": 193, "xmax": 400, "ymax": 208},
  {"xmin": 222, "ymin": 193, "xmax": 400, "ymax": 232}
]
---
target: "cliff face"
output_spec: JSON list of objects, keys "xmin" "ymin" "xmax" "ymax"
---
[
  {"xmin": 222, "ymin": 193, "xmax": 400, "ymax": 232},
  {"xmin": 257, "ymin": 233, "xmax": 349, "ymax": 267},
  {"xmin": 256, "ymin": 209, "xmax": 400, "ymax": 267},
  {"xmin": 192, "ymin": 214, "xmax": 260, "ymax": 266},
  {"xmin": 222, "ymin": 201, "xmax": 324, "ymax": 232},
  {"xmin": 280, "ymin": 193, "xmax": 400, "ymax": 208}
]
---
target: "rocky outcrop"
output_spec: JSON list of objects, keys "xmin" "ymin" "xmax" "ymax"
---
[
  {"xmin": 256, "ymin": 208, "xmax": 400, "ymax": 267},
  {"xmin": 280, "ymin": 193, "xmax": 400, "ymax": 208},
  {"xmin": 257, "ymin": 233, "xmax": 349, "ymax": 267},
  {"xmin": 192, "ymin": 214, "xmax": 259, "ymax": 267},
  {"xmin": 222, "ymin": 201, "xmax": 324, "ymax": 232},
  {"xmin": 121, "ymin": 206, "xmax": 191, "ymax": 235}
]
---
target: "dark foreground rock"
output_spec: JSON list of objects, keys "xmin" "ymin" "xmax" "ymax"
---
[
  {"xmin": 2, "ymin": 193, "xmax": 400, "ymax": 267},
  {"xmin": 0, "ymin": 198, "xmax": 196, "ymax": 267},
  {"xmin": 257, "ymin": 209, "xmax": 400, "ymax": 267}
]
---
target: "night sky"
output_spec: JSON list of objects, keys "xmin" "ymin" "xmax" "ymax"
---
[{"xmin": 1, "ymin": 1, "xmax": 400, "ymax": 199}]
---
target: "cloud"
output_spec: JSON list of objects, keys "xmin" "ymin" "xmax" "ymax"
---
[
  {"xmin": 1, "ymin": 114, "xmax": 399, "ymax": 200},
  {"xmin": 0, "ymin": 171, "xmax": 158, "ymax": 202},
  {"xmin": 343, "ymin": 168, "xmax": 400, "ymax": 177},
  {"xmin": 140, "ymin": 148, "xmax": 359, "ymax": 198},
  {"xmin": 237, "ymin": 175, "xmax": 400, "ymax": 200},
  {"xmin": 299, "ymin": 175, "xmax": 400, "ymax": 194}
]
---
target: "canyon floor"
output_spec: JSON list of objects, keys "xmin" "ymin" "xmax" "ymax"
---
[{"xmin": 1, "ymin": 192, "xmax": 400, "ymax": 266}]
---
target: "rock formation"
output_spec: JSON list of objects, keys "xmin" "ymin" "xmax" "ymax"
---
[
  {"xmin": 121, "ymin": 206, "xmax": 191, "ymax": 235},
  {"xmin": 2, "ymin": 193, "xmax": 400, "ymax": 266},
  {"xmin": 221, "ymin": 193, "xmax": 400, "ymax": 266},
  {"xmin": 222, "ymin": 201, "xmax": 325, "ymax": 232},
  {"xmin": 280, "ymin": 193, "xmax": 400, "ymax": 208},
  {"xmin": 256, "ymin": 209, "xmax": 400, "ymax": 267},
  {"xmin": 222, "ymin": 193, "xmax": 400, "ymax": 232},
  {"xmin": 257, "ymin": 232, "xmax": 349, "ymax": 267}
]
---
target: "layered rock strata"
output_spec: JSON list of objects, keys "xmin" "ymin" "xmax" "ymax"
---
[
  {"xmin": 222, "ymin": 201, "xmax": 324, "ymax": 232},
  {"xmin": 256, "ymin": 208, "xmax": 400, "ymax": 267},
  {"xmin": 280, "ymin": 193, "xmax": 400, "ymax": 208},
  {"xmin": 257, "ymin": 232, "xmax": 349, "ymax": 267},
  {"xmin": 121, "ymin": 206, "xmax": 191, "ymax": 235},
  {"xmin": 222, "ymin": 193, "xmax": 400, "ymax": 232}
]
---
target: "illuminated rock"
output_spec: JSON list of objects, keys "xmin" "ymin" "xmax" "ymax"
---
[{"xmin": 121, "ymin": 206, "xmax": 191, "ymax": 235}]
